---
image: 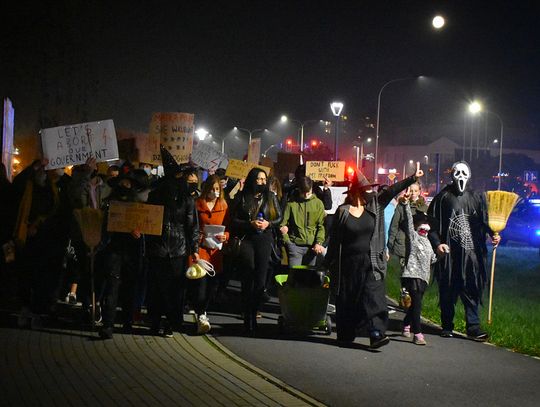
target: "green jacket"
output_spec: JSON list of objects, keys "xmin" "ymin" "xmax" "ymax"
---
[{"xmin": 280, "ymin": 195, "xmax": 326, "ymax": 247}]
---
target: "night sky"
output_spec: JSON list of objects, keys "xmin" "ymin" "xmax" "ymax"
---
[{"xmin": 2, "ymin": 1, "xmax": 539, "ymax": 150}]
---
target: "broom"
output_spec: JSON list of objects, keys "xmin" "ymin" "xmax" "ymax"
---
[
  {"xmin": 486, "ymin": 190, "xmax": 519, "ymax": 324},
  {"xmin": 73, "ymin": 208, "xmax": 103, "ymax": 331}
]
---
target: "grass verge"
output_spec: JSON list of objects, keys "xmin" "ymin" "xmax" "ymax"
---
[{"xmin": 386, "ymin": 245, "xmax": 540, "ymax": 357}]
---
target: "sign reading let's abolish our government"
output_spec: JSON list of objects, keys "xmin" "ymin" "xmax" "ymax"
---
[
  {"xmin": 41, "ymin": 119, "xmax": 119, "ymax": 170},
  {"xmin": 305, "ymin": 161, "xmax": 346, "ymax": 181}
]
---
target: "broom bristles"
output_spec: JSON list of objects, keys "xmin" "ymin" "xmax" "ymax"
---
[
  {"xmin": 486, "ymin": 191, "xmax": 519, "ymax": 233},
  {"xmin": 73, "ymin": 208, "xmax": 104, "ymax": 250}
]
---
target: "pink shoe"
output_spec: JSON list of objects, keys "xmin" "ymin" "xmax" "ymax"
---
[{"xmin": 413, "ymin": 333, "xmax": 426, "ymax": 345}]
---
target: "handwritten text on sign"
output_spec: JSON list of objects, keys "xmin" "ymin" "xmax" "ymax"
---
[
  {"xmin": 107, "ymin": 201, "xmax": 164, "ymax": 236},
  {"xmin": 41, "ymin": 120, "xmax": 119, "ymax": 170},
  {"xmin": 147, "ymin": 112, "xmax": 194, "ymax": 165},
  {"xmin": 306, "ymin": 161, "xmax": 346, "ymax": 181},
  {"xmin": 191, "ymin": 142, "xmax": 227, "ymax": 171},
  {"xmin": 225, "ymin": 159, "xmax": 271, "ymax": 180}
]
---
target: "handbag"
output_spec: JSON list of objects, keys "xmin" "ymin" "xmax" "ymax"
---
[
  {"xmin": 222, "ymin": 235, "xmax": 244, "ymax": 257},
  {"xmin": 186, "ymin": 259, "xmax": 216, "ymax": 279}
]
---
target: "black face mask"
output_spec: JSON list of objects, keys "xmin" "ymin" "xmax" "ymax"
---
[
  {"xmin": 188, "ymin": 183, "xmax": 200, "ymax": 196},
  {"xmin": 116, "ymin": 186, "xmax": 132, "ymax": 197},
  {"xmin": 255, "ymin": 184, "xmax": 267, "ymax": 194}
]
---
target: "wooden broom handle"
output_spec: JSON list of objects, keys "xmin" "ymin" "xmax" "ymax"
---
[{"xmin": 487, "ymin": 232, "xmax": 500, "ymax": 325}]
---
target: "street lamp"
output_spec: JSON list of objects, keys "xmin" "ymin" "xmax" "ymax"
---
[
  {"xmin": 280, "ymin": 116, "xmax": 323, "ymax": 152},
  {"xmin": 468, "ymin": 102, "xmax": 504, "ymax": 190},
  {"xmin": 330, "ymin": 102, "xmax": 344, "ymax": 160},
  {"xmin": 233, "ymin": 127, "xmax": 267, "ymax": 144},
  {"xmin": 353, "ymin": 137, "xmax": 372, "ymax": 170},
  {"xmin": 221, "ymin": 134, "xmax": 239, "ymax": 154},
  {"xmin": 374, "ymin": 76, "xmax": 421, "ymax": 182},
  {"xmin": 195, "ymin": 128, "xmax": 209, "ymax": 141},
  {"xmin": 262, "ymin": 144, "xmax": 278, "ymax": 158}
]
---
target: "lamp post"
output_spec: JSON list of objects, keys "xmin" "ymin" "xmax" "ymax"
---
[
  {"xmin": 374, "ymin": 77, "xmax": 420, "ymax": 182},
  {"xmin": 353, "ymin": 137, "xmax": 372, "ymax": 170},
  {"xmin": 262, "ymin": 144, "xmax": 278, "ymax": 158},
  {"xmin": 195, "ymin": 128, "xmax": 209, "ymax": 141},
  {"xmin": 468, "ymin": 102, "xmax": 504, "ymax": 190},
  {"xmin": 221, "ymin": 133, "xmax": 239, "ymax": 154},
  {"xmin": 233, "ymin": 127, "xmax": 266, "ymax": 145},
  {"xmin": 280, "ymin": 116, "xmax": 322, "ymax": 152},
  {"xmin": 330, "ymin": 102, "xmax": 344, "ymax": 160}
]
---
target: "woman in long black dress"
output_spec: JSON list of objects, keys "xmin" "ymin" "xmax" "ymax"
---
[{"xmin": 325, "ymin": 164, "xmax": 423, "ymax": 349}]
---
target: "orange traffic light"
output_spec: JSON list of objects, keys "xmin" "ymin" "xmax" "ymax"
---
[
  {"xmin": 286, "ymin": 139, "xmax": 293, "ymax": 146},
  {"xmin": 311, "ymin": 140, "xmax": 319, "ymax": 147}
]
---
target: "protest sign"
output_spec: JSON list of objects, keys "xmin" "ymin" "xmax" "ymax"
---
[
  {"xmin": 247, "ymin": 138, "xmax": 261, "ymax": 164},
  {"xmin": 107, "ymin": 201, "xmax": 164, "ymax": 236},
  {"xmin": 191, "ymin": 142, "xmax": 227, "ymax": 171},
  {"xmin": 41, "ymin": 119, "xmax": 119, "ymax": 170},
  {"xmin": 320, "ymin": 186, "xmax": 348, "ymax": 215},
  {"xmin": 146, "ymin": 112, "xmax": 194, "ymax": 165},
  {"xmin": 306, "ymin": 161, "xmax": 346, "ymax": 181},
  {"xmin": 225, "ymin": 159, "xmax": 271, "ymax": 179}
]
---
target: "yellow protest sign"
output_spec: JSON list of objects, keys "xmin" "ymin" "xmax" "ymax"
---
[
  {"xmin": 305, "ymin": 161, "xmax": 346, "ymax": 181},
  {"xmin": 225, "ymin": 159, "xmax": 271, "ymax": 180},
  {"xmin": 107, "ymin": 201, "xmax": 164, "ymax": 236}
]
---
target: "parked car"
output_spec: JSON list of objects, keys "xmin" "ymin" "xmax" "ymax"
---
[{"xmin": 501, "ymin": 199, "xmax": 540, "ymax": 254}]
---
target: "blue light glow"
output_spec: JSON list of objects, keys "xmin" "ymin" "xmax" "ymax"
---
[{"xmin": 535, "ymin": 230, "xmax": 540, "ymax": 236}]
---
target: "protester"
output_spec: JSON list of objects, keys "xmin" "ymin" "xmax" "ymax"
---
[
  {"xmin": 283, "ymin": 164, "xmax": 333, "ymax": 210},
  {"xmin": 398, "ymin": 198, "xmax": 437, "ymax": 345},
  {"xmin": 146, "ymin": 146, "xmax": 200, "ymax": 337},
  {"xmin": 0, "ymin": 163, "xmax": 16, "ymax": 301},
  {"xmin": 98, "ymin": 171, "xmax": 144, "ymax": 339},
  {"xmin": 279, "ymin": 177, "xmax": 326, "ymax": 267},
  {"xmin": 231, "ymin": 167, "xmax": 282, "ymax": 332},
  {"xmin": 388, "ymin": 182, "xmax": 428, "ymax": 261},
  {"xmin": 12, "ymin": 160, "xmax": 72, "ymax": 328},
  {"xmin": 192, "ymin": 175, "xmax": 229, "ymax": 334},
  {"xmin": 427, "ymin": 161, "xmax": 500, "ymax": 341},
  {"xmin": 325, "ymin": 164, "xmax": 423, "ymax": 349}
]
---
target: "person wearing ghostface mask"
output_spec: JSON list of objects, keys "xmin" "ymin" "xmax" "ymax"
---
[
  {"xmin": 427, "ymin": 161, "xmax": 500, "ymax": 341},
  {"xmin": 325, "ymin": 164, "xmax": 423, "ymax": 349},
  {"xmin": 230, "ymin": 167, "xmax": 282, "ymax": 332}
]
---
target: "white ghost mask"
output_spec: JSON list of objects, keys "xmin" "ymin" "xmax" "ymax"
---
[{"xmin": 451, "ymin": 162, "xmax": 471, "ymax": 194}]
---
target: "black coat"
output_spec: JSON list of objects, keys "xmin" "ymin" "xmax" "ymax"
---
[
  {"xmin": 230, "ymin": 190, "xmax": 283, "ymax": 237},
  {"xmin": 146, "ymin": 182, "xmax": 199, "ymax": 258}
]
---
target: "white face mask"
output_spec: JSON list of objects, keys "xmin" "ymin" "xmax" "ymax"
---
[
  {"xmin": 451, "ymin": 162, "xmax": 471, "ymax": 193},
  {"xmin": 143, "ymin": 167, "xmax": 152, "ymax": 176},
  {"xmin": 208, "ymin": 191, "xmax": 219, "ymax": 200}
]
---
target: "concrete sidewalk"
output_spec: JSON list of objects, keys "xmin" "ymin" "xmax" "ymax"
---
[{"xmin": 0, "ymin": 309, "xmax": 325, "ymax": 407}]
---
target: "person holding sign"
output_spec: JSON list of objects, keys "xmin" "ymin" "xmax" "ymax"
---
[
  {"xmin": 146, "ymin": 146, "xmax": 200, "ymax": 338},
  {"xmin": 325, "ymin": 163, "xmax": 423, "ymax": 349},
  {"xmin": 98, "ymin": 171, "xmax": 144, "ymax": 339},
  {"xmin": 192, "ymin": 175, "xmax": 229, "ymax": 334},
  {"xmin": 231, "ymin": 167, "xmax": 282, "ymax": 332}
]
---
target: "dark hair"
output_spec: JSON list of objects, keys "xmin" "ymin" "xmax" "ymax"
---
[
  {"xmin": 297, "ymin": 177, "xmax": 313, "ymax": 194},
  {"xmin": 215, "ymin": 168, "xmax": 227, "ymax": 177},
  {"xmin": 243, "ymin": 167, "xmax": 278, "ymax": 220},
  {"xmin": 244, "ymin": 167, "xmax": 267, "ymax": 195},
  {"xmin": 108, "ymin": 165, "xmax": 120, "ymax": 172},
  {"xmin": 344, "ymin": 188, "xmax": 368, "ymax": 206}
]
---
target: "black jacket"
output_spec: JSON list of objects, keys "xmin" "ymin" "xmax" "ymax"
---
[
  {"xmin": 231, "ymin": 190, "xmax": 283, "ymax": 237},
  {"xmin": 146, "ymin": 181, "xmax": 199, "ymax": 258}
]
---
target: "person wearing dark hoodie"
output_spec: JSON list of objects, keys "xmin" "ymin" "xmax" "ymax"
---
[{"xmin": 145, "ymin": 146, "xmax": 200, "ymax": 337}]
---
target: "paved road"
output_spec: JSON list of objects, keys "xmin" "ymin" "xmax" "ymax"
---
[{"xmin": 209, "ymin": 284, "xmax": 540, "ymax": 407}]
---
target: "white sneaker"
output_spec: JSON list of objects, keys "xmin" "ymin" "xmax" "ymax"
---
[{"xmin": 197, "ymin": 313, "xmax": 211, "ymax": 335}]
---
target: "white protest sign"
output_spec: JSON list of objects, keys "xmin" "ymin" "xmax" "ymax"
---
[
  {"xmin": 191, "ymin": 142, "xmax": 228, "ymax": 171},
  {"xmin": 306, "ymin": 161, "xmax": 346, "ymax": 181},
  {"xmin": 320, "ymin": 186, "xmax": 348, "ymax": 215},
  {"xmin": 41, "ymin": 119, "xmax": 118, "ymax": 170}
]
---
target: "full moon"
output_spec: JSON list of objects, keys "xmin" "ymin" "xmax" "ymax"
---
[{"xmin": 432, "ymin": 15, "xmax": 445, "ymax": 29}]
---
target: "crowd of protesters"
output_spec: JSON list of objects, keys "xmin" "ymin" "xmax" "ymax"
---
[{"xmin": 0, "ymin": 151, "xmax": 498, "ymax": 348}]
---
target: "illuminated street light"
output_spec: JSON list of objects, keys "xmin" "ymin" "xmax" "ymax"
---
[
  {"xmin": 374, "ymin": 76, "xmax": 422, "ymax": 182},
  {"xmin": 468, "ymin": 102, "xmax": 504, "ymax": 190},
  {"xmin": 353, "ymin": 137, "xmax": 372, "ymax": 170},
  {"xmin": 195, "ymin": 128, "xmax": 209, "ymax": 141},
  {"xmin": 280, "ymin": 116, "xmax": 323, "ymax": 152},
  {"xmin": 233, "ymin": 126, "xmax": 267, "ymax": 145},
  {"xmin": 432, "ymin": 15, "xmax": 445, "ymax": 29},
  {"xmin": 330, "ymin": 102, "xmax": 344, "ymax": 160}
]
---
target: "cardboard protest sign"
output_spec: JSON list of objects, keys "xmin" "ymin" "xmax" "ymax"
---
[
  {"xmin": 107, "ymin": 201, "xmax": 164, "ymax": 236},
  {"xmin": 41, "ymin": 119, "xmax": 119, "ymax": 170},
  {"xmin": 191, "ymin": 142, "xmax": 227, "ymax": 171},
  {"xmin": 247, "ymin": 138, "xmax": 261, "ymax": 164},
  {"xmin": 146, "ymin": 112, "xmax": 194, "ymax": 165},
  {"xmin": 225, "ymin": 159, "xmax": 271, "ymax": 180},
  {"xmin": 306, "ymin": 161, "xmax": 346, "ymax": 182}
]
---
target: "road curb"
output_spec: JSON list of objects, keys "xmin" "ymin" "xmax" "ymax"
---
[{"xmin": 204, "ymin": 334, "xmax": 326, "ymax": 407}]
